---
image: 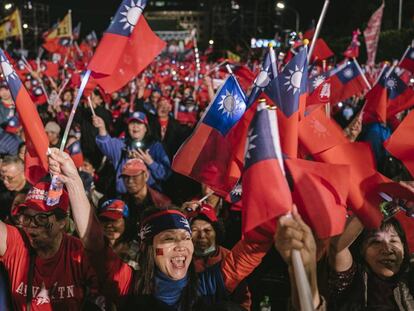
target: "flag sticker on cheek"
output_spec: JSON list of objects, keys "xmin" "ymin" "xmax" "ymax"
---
[{"xmin": 156, "ymin": 248, "xmax": 164, "ymax": 256}]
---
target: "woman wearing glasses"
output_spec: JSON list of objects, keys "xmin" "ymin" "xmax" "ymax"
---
[{"xmin": 0, "ymin": 181, "xmax": 101, "ymax": 310}]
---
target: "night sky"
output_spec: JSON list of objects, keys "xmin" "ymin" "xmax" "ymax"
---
[{"xmin": 15, "ymin": 0, "xmax": 414, "ymax": 42}]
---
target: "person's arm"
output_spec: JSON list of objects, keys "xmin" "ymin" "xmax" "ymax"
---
[
  {"xmin": 274, "ymin": 207, "xmax": 321, "ymax": 310},
  {"xmin": 48, "ymin": 149, "xmax": 104, "ymax": 251},
  {"xmin": 49, "ymin": 149, "xmax": 134, "ymax": 301},
  {"xmin": 0, "ymin": 221, "xmax": 6, "ymax": 257},
  {"xmin": 328, "ymin": 215, "xmax": 363, "ymax": 272},
  {"xmin": 93, "ymin": 115, "xmax": 124, "ymax": 164},
  {"xmin": 220, "ymin": 235, "xmax": 273, "ymax": 294},
  {"xmin": 144, "ymin": 142, "xmax": 172, "ymax": 182}
]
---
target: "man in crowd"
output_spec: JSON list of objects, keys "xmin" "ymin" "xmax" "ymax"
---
[
  {"xmin": 45, "ymin": 121, "xmax": 61, "ymax": 148},
  {"xmin": 120, "ymin": 158, "xmax": 170, "ymax": 232},
  {"xmin": 0, "ymin": 181, "xmax": 101, "ymax": 310},
  {"xmin": 0, "ymin": 156, "xmax": 30, "ymax": 221}
]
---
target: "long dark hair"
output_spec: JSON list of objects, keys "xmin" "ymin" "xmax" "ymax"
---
[
  {"xmin": 133, "ymin": 206, "xmax": 199, "ymax": 310},
  {"xmin": 357, "ymin": 217, "xmax": 411, "ymax": 277}
]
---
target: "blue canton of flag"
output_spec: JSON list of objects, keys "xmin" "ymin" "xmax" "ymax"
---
[
  {"xmin": 247, "ymin": 49, "xmax": 278, "ymax": 107},
  {"xmin": 277, "ymin": 47, "xmax": 308, "ymax": 117},
  {"xmin": 334, "ymin": 61, "xmax": 360, "ymax": 84},
  {"xmin": 229, "ymin": 179, "xmax": 242, "ymax": 203},
  {"xmin": 380, "ymin": 71, "xmax": 407, "ymax": 100},
  {"xmin": 203, "ymin": 75, "xmax": 247, "ymax": 136},
  {"xmin": 68, "ymin": 141, "xmax": 82, "ymax": 155},
  {"xmin": 244, "ymin": 105, "xmax": 279, "ymax": 170},
  {"xmin": 0, "ymin": 50, "xmax": 22, "ymax": 98},
  {"xmin": 106, "ymin": 0, "xmax": 147, "ymax": 37}
]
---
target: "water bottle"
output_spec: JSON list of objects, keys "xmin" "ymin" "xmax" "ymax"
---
[{"xmin": 260, "ymin": 295, "xmax": 271, "ymax": 311}]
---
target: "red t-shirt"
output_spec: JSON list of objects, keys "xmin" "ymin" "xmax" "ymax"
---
[{"xmin": 0, "ymin": 225, "xmax": 98, "ymax": 311}]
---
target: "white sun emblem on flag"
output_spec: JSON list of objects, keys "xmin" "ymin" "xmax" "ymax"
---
[
  {"xmin": 119, "ymin": 0, "xmax": 145, "ymax": 32},
  {"xmin": 0, "ymin": 55, "xmax": 18, "ymax": 83},
  {"xmin": 245, "ymin": 128, "xmax": 258, "ymax": 159},
  {"xmin": 309, "ymin": 118, "xmax": 330, "ymax": 138},
  {"xmin": 409, "ymin": 51, "xmax": 414, "ymax": 60},
  {"xmin": 284, "ymin": 65, "xmax": 303, "ymax": 94},
  {"xmin": 254, "ymin": 66, "xmax": 271, "ymax": 88},
  {"xmin": 231, "ymin": 182, "xmax": 242, "ymax": 196},
  {"xmin": 312, "ymin": 75, "xmax": 325, "ymax": 89},
  {"xmin": 385, "ymin": 77, "xmax": 397, "ymax": 90},
  {"xmin": 343, "ymin": 68, "xmax": 354, "ymax": 79},
  {"xmin": 218, "ymin": 89, "xmax": 243, "ymax": 118}
]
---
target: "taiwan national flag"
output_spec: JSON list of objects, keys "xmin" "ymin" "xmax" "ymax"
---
[
  {"xmin": 266, "ymin": 47, "xmax": 308, "ymax": 157},
  {"xmin": 173, "ymin": 75, "xmax": 254, "ymax": 197},
  {"xmin": 88, "ymin": 0, "xmax": 166, "ymax": 93},
  {"xmin": 0, "ymin": 50, "xmax": 49, "ymax": 184},
  {"xmin": 364, "ymin": 68, "xmax": 414, "ymax": 122},
  {"xmin": 328, "ymin": 60, "xmax": 368, "ymax": 104},
  {"xmin": 399, "ymin": 46, "xmax": 414, "ymax": 74},
  {"xmin": 242, "ymin": 104, "xmax": 292, "ymax": 240},
  {"xmin": 385, "ymin": 71, "xmax": 414, "ymax": 117},
  {"xmin": 247, "ymin": 49, "xmax": 278, "ymax": 107}
]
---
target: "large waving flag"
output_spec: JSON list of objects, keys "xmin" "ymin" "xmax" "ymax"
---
[
  {"xmin": 242, "ymin": 103, "xmax": 292, "ymax": 240},
  {"xmin": 399, "ymin": 45, "xmax": 414, "ymax": 74},
  {"xmin": 173, "ymin": 75, "xmax": 254, "ymax": 197},
  {"xmin": 0, "ymin": 50, "xmax": 49, "ymax": 184},
  {"xmin": 0, "ymin": 9, "xmax": 22, "ymax": 40},
  {"xmin": 88, "ymin": 0, "xmax": 166, "ymax": 93}
]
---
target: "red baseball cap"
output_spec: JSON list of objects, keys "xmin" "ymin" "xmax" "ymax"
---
[
  {"xmin": 98, "ymin": 199, "xmax": 129, "ymax": 220},
  {"xmin": 121, "ymin": 159, "xmax": 148, "ymax": 176},
  {"xmin": 15, "ymin": 182, "xmax": 69, "ymax": 215}
]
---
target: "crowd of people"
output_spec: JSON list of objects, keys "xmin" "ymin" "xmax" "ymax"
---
[{"xmin": 0, "ymin": 19, "xmax": 413, "ymax": 311}]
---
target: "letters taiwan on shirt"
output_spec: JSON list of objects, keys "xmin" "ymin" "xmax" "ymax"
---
[{"xmin": 0, "ymin": 225, "xmax": 99, "ymax": 310}]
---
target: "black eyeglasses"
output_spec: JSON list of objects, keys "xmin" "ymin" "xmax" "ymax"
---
[{"xmin": 17, "ymin": 212, "xmax": 55, "ymax": 228}]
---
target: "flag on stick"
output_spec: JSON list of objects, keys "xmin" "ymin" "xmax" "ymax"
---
[{"xmin": 0, "ymin": 50, "xmax": 49, "ymax": 184}]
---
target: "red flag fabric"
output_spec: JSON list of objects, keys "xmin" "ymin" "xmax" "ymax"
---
[
  {"xmin": 285, "ymin": 158, "xmax": 350, "ymax": 239},
  {"xmin": 242, "ymin": 105, "xmax": 292, "ymax": 240},
  {"xmin": 315, "ymin": 142, "xmax": 383, "ymax": 228},
  {"xmin": 363, "ymin": 80, "xmax": 388, "ymax": 124},
  {"xmin": 88, "ymin": 1, "xmax": 166, "ymax": 93},
  {"xmin": 173, "ymin": 75, "xmax": 254, "ymax": 197},
  {"xmin": 399, "ymin": 46, "xmax": 414, "ymax": 74},
  {"xmin": 384, "ymin": 109, "xmax": 414, "ymax": 177},
  {"xmin": 41, "ymin": 61, "xmax": 59, "ymax": 79},
  {"xmin": 310, "ymin": 39, "xmax": 334, "ymax": 63},
  {"xmin": 299, "ymin": 107, "xmax": 348, "ymax": 156},
  {"xmin": 0, "ymin": 50, "xmax": 49, "ymax": 184},
  {"xmin": 363, "ymin": 2, "xmax": 384, "ymax": 66}
]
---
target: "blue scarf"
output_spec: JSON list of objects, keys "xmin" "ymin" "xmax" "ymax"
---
[{"xmin": 154, "ymin": 269, "xmax": 188, "ymax": 308}]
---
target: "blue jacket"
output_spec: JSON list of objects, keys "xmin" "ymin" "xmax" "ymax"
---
[
  {"xmin": 360, "ymin": 122, "xmax": 391, "ymax": 167},
  {"xmin": 0, "ymin": 264, "xmax": 10, "ymax": 311},
  {"xmin": 95, "ymin": 134, "xmax": 171, "ymax": 194}
]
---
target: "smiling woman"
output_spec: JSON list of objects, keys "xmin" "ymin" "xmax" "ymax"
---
[{"xmin": 328, "ymin": 217, "xmax": 414, "ymax": 310}]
